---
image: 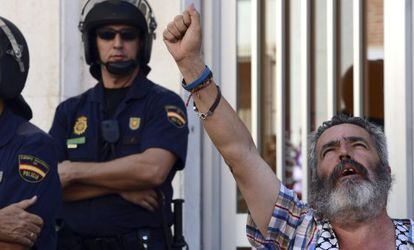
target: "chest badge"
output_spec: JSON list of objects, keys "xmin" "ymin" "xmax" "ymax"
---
[
  {"xmin": 18, "ymin": 155, "xmax": 50, "ymax": 183},
  {"xmin": 129, "ymin": 117, "xmax": 141, "ymax": 130},
  {"xmin": 73, "ymin": 116, "xmax": 88, "ymax": 135},
  {"xmin": 0, "ymin": 171, "xmax": 3, "ymax": 183}
]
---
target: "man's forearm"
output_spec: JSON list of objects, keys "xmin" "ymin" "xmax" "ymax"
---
[
  {"xmin": 65, "ymin": 159, "xmax": 155, "ymax": 191},
  {"xmin": 187, "ymin": 79, "xmax": 280, "ymax": 234},
  {"xmin": 62, "ymin": 148, "xmax": 175, "ymax": 191},
  {"xmin": 62, "ymin": 184, "xmax": 114, "ymax": 202}
]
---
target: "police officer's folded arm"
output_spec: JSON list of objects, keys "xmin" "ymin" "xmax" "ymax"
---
[
  {"xmin": 59, "ymin": 148, "xmax": 176, "ymax": 190},
  {"xmin": 60, "ymin": 183, "xmax": 113, "ymax": 201},
  {"xmin": 62, "ymin": 183, "xmax": 159, "ymax": 211}
]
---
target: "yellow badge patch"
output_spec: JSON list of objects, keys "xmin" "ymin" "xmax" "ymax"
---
[
  {"xmin": 18, "ymin": 155, "xmax": 49, "ymax": 183},
  {"xmin": 73, "ymin": 116, "xmax": 88, "ymax": 135},
  {"xmin": 129, "ymin": 117, "xmax": 141, "ymax": 130},
  {"xmin": 165, "ymin": 105, "xmax": 186, "ymax": 128}
]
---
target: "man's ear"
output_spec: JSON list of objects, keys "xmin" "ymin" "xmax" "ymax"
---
[{"xmin": 386, "ymin": 165, "xmax": 391, "ymax": 174}]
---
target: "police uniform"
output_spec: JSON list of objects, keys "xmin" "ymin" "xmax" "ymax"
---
[
  {"xmin": 0, "ymin": 105, "xmax": 61, "ymax": 249},
  {"xmin": 49, "ymin": 73, "xmax": 189, "ymax": 248}
]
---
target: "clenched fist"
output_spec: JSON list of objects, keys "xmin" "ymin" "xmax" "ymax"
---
[{"xmin": 163, "ymin": 4, "xmax": 205, "ymax": 82}]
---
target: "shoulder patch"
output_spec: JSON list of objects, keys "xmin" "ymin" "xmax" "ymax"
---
[
  {"xmin": 165, "ymin": 105, "xmax": 186, "ymax": 128},
  {"xmin": 73, "ymin": 116, "xmax": 88, "ymax": 135},
  {"xmin": 18, "ymin": 155, "xmax": 50, "ymax": 183}
]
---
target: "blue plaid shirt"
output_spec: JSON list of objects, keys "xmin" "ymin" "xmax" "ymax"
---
[{"xmin": 246, "ymin": 184, "xmax": 414, "ymax": 249}]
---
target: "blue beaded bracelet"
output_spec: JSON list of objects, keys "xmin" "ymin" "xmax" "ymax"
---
[{"xmin": 182, "ymin": 65, "xmax": 212, "ymax": 92}]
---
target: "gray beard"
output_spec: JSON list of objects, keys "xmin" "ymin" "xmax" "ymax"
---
[{"xmin": 309, "ymin": 163, "xmax": 392, "ymax": 226}]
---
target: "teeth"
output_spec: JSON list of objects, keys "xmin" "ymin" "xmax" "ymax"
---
[{"xmin": 342, "ymin": 168, "xmax": 356, "ymax": 176}]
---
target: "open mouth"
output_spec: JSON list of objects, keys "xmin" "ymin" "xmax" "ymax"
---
[
  {"xmin": 338, "ymin": 166, "xmax": 362, "ymax": 182},
  {"xmin": 329, "ymin": 159, "xmax": 370, "ymax": 185},
  {"xmin": 341, "ymin": 167, "xmax": 358, "ymax": 176}
]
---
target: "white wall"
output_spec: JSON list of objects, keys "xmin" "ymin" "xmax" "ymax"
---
[
  {"xmin": 0, "ymin": 0, "xmax": 60, "ymax": 131},
  {"xmin": 148, "ymin": 1, "xmax": 182, "ymax": 93}
]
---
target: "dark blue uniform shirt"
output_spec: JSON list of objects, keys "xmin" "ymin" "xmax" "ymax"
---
[
  {"xmin": 0, "ymin": 105, "xmax": 61, "ymax": 249},
  {"xmin": 49, "ymin": 74, "xmax": 189, "ymax": 237}
]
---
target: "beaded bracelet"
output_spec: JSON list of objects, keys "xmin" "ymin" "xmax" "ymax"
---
[
  {"xmin": 181, "ymin": 66, "xmax": 212, "ymax": 92},
  {"xmin": 193, "ymin": 85, "xmax": 221, "ymax": 120}
]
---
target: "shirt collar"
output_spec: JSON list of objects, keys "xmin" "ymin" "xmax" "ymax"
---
[
  {"xmin": 89, "ymin": 73, "xmax": 152, "ymax": 104},
  {"xmin": 0, "ymin": 106, "xmax": 22, "ymax": 148}
]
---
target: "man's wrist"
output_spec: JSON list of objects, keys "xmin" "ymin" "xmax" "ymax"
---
[{"xmin": 177, "ymin": 56, "xmax": 205, "ymax": 83}]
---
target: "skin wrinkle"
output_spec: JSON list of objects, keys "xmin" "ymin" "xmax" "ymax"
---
[{"xmin": 320, "ymin": 136, "xmax": 370, "ymax": 159}]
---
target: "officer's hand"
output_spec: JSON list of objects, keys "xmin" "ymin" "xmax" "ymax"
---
[
  {"xmin": 0, "ymin": 196, "xmax": 43, "ymax": 247},
  {"xmin": 163, "ymin": 4, "xmax": 204, "ymax": 71},
  {"xmin": 119, "ymin": 190, "xmax": 159, "ymax": 212}
]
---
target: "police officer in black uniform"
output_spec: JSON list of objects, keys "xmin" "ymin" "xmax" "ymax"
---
[
  {"xmin": 49, "ymin": 1, "xmax": 189, "ymax": 249},
  {"xmin": 0, "ymin": 16, "xmax": 61, "ymax": 249}
]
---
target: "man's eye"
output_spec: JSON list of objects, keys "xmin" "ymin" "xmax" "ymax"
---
[
  {"xmin": 322, "ymin": 148, "xmax": 333, "ymax": 157},
  {"xmin": 354, "ymin": 142, "xmax": 367, "ymax": 148}
]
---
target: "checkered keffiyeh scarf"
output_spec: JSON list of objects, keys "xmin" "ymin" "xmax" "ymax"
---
[{"xmin": 315, "ymin": 219, "xmax": 412, "ymax": 249}]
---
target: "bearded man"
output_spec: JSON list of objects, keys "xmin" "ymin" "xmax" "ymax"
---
[{"xmin": 162, "ymin": 5, "xmax": 413, "ymax": 249}]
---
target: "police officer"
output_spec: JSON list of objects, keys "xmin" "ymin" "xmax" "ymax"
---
[
  {"xmin": 0, "ymin": 16, "xmax": 61, "ymax": 249},
  {"xmin": 49, "ymin": 1, "xmax": 189, "ymax": 249}
]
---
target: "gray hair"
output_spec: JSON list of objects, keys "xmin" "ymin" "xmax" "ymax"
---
[{"xmin": 308, "ymin": 114, "xmax": 388, "ymax": 178}]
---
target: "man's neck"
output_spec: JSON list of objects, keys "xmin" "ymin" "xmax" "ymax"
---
[
  {"xmin": 101, "ymin": 67, "xmax": 139, "ymax": 89},
  {"xmin": 331, "ymin": 209, "xmax": 395, "ymax": 250}
]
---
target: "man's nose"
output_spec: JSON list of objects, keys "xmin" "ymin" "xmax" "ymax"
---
[
  {"xmin": 113, "ymin": 34, "xmax": 123, "ymax": 48},
  {"xmin": 338, "ymin": 143, "xmax": 351, "ymax": 161}
]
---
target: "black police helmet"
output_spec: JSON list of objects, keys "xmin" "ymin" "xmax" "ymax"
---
[
  {"xmin": 0, "ymin": 17, "xmax": 29, "ymax": 100},
  {"xmin": 79, "ymin": 0, "xmax": 157, "ymax": 67},
  {"xmin": 0, "ymin": 17, "xmax": 32, "ymax": 120}
]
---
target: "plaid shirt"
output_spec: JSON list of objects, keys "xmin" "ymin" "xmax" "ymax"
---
[{"xmin": 246, "ymin": 184, "xmax": 414, "ymax": 249}]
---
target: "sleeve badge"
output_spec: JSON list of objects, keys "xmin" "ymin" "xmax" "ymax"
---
[
  {"xmin": 165, "ymin": 105, "xmax": 186, "ymax": 128},
  {"xmin": 18, "ymin": 155, "xmax": 50, "ymax": 183},
  {"xmin": 73, "ymin": 116, "xmax": 88, "ymax": 135}
]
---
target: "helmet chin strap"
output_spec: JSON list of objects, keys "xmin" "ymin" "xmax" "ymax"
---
[{"xmin": 103, "ymin": 60, "xmax": 138, "ymax": 76}]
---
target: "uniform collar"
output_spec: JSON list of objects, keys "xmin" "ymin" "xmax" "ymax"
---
[
  {"xmin": 0, "ymin": 106, "xmax": 22, "ymax": 148},
  {"xmin": 89, "ymin": 73, "xmax": 152, "ymax": 104}
]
